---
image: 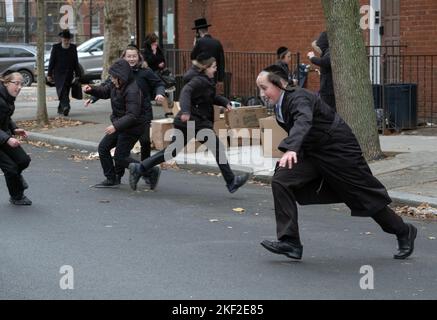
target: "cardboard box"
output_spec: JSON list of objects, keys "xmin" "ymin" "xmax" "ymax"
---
[
  {"xmin": 228, "ymin": 128, "xmax": 261, "ymax": 147},
  {"xmin": 259, "ymin": 116, "xmax": 287, "ymax": 158},
  {"xmin": 151, "ymin": 118, "xmax": 174, "ymax": 150},
  {"xmin": 172, "ymin": 101, "xmax": 181, "ymax": 117},
  {"xmin": 225, "ymin": 106, "xmax": 268, "ymax": 128}
]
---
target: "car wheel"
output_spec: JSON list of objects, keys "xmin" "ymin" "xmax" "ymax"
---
[{"xmin": 19, "ymin": 70, "xmax": 33, "ymax": 87}]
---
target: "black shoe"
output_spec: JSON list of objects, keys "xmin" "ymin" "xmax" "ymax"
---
[
  {"xmin": 63, "ymin": 106, "xmax": 71, "ymax": 116},
  {"xmin": 93, "ymin": 178, "xmax": 120, "ymax": 188},
  {"xmin": 164, "ymin": 112, "xmax": 174, "ymax": 118},
  {"xmin": 394, "ymin": 223, "xmax": 417, "ymax": 259},
  {"xmin": 10, "ymin": 195, "xmax": 32, "ymax": 206},
  {"xmin": 148, "ymin": 166, "xmax": 161, "ymax": 190},
  {"xmin": 227, "ymin": 173, "xmax": 249, "ymax": 193},
  {"xmin": 260, "ymin": 240, "xmax": 303, "ymax": 260},
  {"xmin": 129, "ymin": 163, "xmax": 142, "ymax": 191},
  {"xmin": 19, "ymin": 175, "xmax": 29, "ymax": 190},
  {"xmin": 57, "ymin": 105, "xmax": 63, "ymax": 115}
]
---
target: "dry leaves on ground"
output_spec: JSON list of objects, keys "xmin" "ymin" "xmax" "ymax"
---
[
  {"xmin": 16, "ymin": 117, "xmax": 87, "ymax": 131},
  {"xmin": 394, "ymin": 203, "xmax": 437, "ymax": 220},
  {"xmin": 68, "ymin": 152, "xmax": 99, "ymax": 162}
]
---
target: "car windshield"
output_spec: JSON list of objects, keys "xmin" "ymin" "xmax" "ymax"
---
[{"xmin": 77, "ymin": 38, "xmax": 103, "ymax": 53}]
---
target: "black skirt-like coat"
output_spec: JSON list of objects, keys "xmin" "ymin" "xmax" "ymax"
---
[{"xmin": 276, "ymin": 87, "xmax": 391, "ymax": 217}]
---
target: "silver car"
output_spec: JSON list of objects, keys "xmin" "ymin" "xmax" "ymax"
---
[
  {"xmin": 0, "ymin": 43, "xmax": 37, "ymax": 86},
  {"xmin": 44, "ymin": 36, "xmax": 104, "ymax": 84}
]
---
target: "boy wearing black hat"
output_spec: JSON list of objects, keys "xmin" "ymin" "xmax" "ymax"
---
[
  {"xmin": 190, "ymin": 18, "xmax": 225, "ymax": 83},
  {"xmin": 47, "ymin": 29, "xmax": 81, "ymax": 116}
]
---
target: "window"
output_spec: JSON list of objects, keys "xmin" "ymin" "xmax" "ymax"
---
[
  {"xmin": 11, "ymin": 48, "xmax": 34, "ymax": 58},
  {"xmin": 0, "ymin": 48, "xmax": 10, "ymax": 58}
]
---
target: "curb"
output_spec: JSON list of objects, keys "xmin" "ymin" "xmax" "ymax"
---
[
  {"xmin": 25, "ymin": 132, "xmax": 437, "ymax": 209},
  {"xmin": 27, "ymin": 132, "xmax": 98, "ymax": 152},
  {"xmin": 388, "ymin": 190, "xmax": 437, "ymax": 208}
]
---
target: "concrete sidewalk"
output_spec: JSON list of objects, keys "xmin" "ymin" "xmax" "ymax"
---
[{"xmin": 15, "ymin": 86, "xmax": 437, "ymax": 208}]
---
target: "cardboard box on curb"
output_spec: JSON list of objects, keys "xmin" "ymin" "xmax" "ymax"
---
[
  {"xmin": 225, "ymin": 106, "xmax": 268, "ymax": 129},
  {"xmin": 151, "ymin": 118, "xmax": 174, "ymax": 150},
  {"xmin": 259, "ymin": 116, "xmax": 287, "ymax": 158}
]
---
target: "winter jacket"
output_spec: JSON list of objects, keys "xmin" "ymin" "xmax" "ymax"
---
[
  {"xmin": 0, "ymin": 83, "xmax": 18, "ymax": 145},
  {"xmin": 174, "ymin": 66, "xmax": 228, "ymax": 129},
  {"xmin": 142, "ymin": 45, "xmax": 166, "ymax": 72},
  {"xmin": 87, "ymin": 59, "xmax": 145, "ymax": 136},
  {"xmin": 310, "ymin": 32, "xmax": 334, "ymax": 97}
]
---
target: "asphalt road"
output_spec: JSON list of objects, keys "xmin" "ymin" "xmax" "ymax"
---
[{"xmin": 0, "ymin": 145, "xmax": 436, "ymax": 300}]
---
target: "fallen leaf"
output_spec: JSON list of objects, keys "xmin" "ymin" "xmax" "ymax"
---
[
  {"xmin": 233, "ymin": 207, "xmax": 245, "ymax": 213},
  {"xmin": 429, "ymin": 237, "xmax": 436, "ymax": 240},
  {"xmin": 209, "ymin": 219, "xmax": 219, "ymax": 222},
  {"xmin": 99, "ymin": 200, "xmax": 110, "ymax": 203}
]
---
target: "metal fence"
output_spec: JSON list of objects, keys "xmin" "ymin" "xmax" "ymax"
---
[
  {"xmin": 164, "ymin": 49, "xmax": 299, "ymax": 101},
  {"xmin": 368, "ymin": 46, "xmax": 437, "ymax": 128}
]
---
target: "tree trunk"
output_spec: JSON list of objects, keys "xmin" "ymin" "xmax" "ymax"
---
[
  {"xmin": 101, "ymin": 2, "xmax": 132, "ymax": 80},
  {"xmin": 321, "ymin": 0, "xmax": 382, "ymax": 160},
  {"xmin": 36, "ymin": 0, "xmax": 49, "ymax": 126}
]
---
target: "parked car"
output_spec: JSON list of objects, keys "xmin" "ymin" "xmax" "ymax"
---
[
  {"xmin": 0, "ymin": 43, "xmax": 37, "ymax": 86},
  {"xmin": 44, "ymin": 36, "xmax": 104, "ymax": 84}
]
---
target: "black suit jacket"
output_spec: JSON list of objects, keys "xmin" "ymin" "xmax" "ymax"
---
[{"xmin": 191, "ymin": 34, "xmax": 225, "ymax": 82}]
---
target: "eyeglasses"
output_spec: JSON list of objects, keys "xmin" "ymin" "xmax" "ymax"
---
[{"xmin": 9, "ymin": 81, "xmax": 25, "ymax": 87}]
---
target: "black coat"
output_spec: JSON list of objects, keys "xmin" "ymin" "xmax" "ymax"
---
[
  {"xmin": 174, "ymin": 66, "xmax": 228, "ymax": 129},
  {"xmin": 91, "ymin": 65, "xmax": 165, "ymax": 124},
  {"xmin": 276, "ymin": 87, "xmax": 391, "ymax": 217},
  {"xmin": 142, "ymin": 45, "xmax": 166, "ymax": 72},
  {"xmin": 310, "ymin": 32, "xmax": 334, "ymax": 97},
  {"xmin": 88, "ymin": 60, "xmax": 145, "ymax": 136},
  {"xmin": 0, "ymin": 83, "xmax": 18, "ymax": 145},
  {"xmin": 47, "ymin": 43, "xmax": 81, "ymax": 97},
  {"xmin": 191, "ymin": 34, "xmax": 225, "ymax": 82},
  {"xmin": 132, "ymin": 66, "xmax": 166, "ymax": 122}
]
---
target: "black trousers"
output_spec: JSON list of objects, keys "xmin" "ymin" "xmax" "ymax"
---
[
  {"xmin": 139, "ymin": 125, "xmax": 235, "ymax": 185},
  {"xmin": 98, "ymin": 131, "xmax": 141, "ymax": 180},
  {"xmin": 139, "ymin": 122, "xmax": 151, "ymax": 161},
  {"xmin": 321, "ymin": 94, "xmax": 336, "ymax": 112},
  {"xmin": 0, "ymin": 144, "xmax": 31, "ymax": 199},
  {"xmin": 58, "ymin": 84, "xmax": 71, "ymax": 109},
  {"xmin": 272, "ymin": 161, "xmax": 407, "ymax": 245}
]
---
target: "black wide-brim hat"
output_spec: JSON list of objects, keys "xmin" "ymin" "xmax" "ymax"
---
[
  {"xmin": 58, "ymin": 29, "xmax": 73, "ymax": 39},
  {"xmin": 192, "ymin": 18, "xmax": 212, "ymax": 30}
]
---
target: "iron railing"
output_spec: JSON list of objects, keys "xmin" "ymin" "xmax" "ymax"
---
[
  {"xmin": 164, "ymin": 49, "xmax": 299, "ymax": 101},
  {"xmin": 368, "ymin": 48, "xmax": 436, "ymax": 128}
]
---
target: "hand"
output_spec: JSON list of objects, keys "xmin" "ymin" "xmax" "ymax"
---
[
  {"xmin": 307, "ymin": 51, "xmax": 315, "ymax": 60},
  {"xmin": 7, "ymin": 137, "xmax": 20, "ymax": 148},
  {"xmin": 47, "ymin": 76, "xmax": 53, "ymax": 83},
  {"xmin": 180, "ymin": 113, "xmax": 190, "ymax": 122},
  {"xmin": 14, "ymin": 129, "xmax": 28, "ymax": 138},
  {"xmin": 84, "ymin": 99, "xmax": 93, "ymax": 107},
  {"xmin": 104, "ymin": 125, "xmax": 116, "ymax": 135},
  {"xmin": 225, "ymin": 104, "xmax": 232, "ymax": 112},
  {"xmin": 83, "ymin": 85, "xmax": 92, "ymax": 93},
  {"xmin": 158, "ymin": 62, "xmax": 165, "ymax": 69},
  {"xmin": 155, "ymin": 95, "xmax": 166, "ymax": 104},
  {"xmin": 279, "ymin": 151, "xmax": 298, "ymax": 169}
]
